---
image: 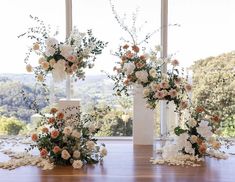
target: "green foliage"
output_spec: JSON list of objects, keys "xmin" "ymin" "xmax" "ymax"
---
[
  {"xmin": 0, "ymin": 116, "xmax": 26, "ymax": 135},
  {"xmin": 0, "ymin": 76, "xmax": 49, "ymax": 122},
  {"xmin": 85, "ymin": 101, "xmax": 133, "ymax": 137},
  {"xmin": 174, "ymin": 126, "xmax": 186, "ymax": 136},
  {"xmin": 192, "ymin": 51, "xmax": 235, "ymax": 136}
]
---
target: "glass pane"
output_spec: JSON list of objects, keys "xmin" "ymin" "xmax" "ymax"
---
[
  {"xmin": 73, "ymin": 0, "xmax": 161, "ymax": 136},
  {"xmin": 0, "ymin": 0, "xmax": 65, "ymax": 137},
  {"xmin": 168, "ymin": 0, "xmax": 235, "ymax": 137}
]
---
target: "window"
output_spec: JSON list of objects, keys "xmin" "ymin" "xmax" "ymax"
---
[
  {"xmin": 168, "ymin": 0, "xmax": 235, "ymax": 137},
  {"xmin": 72, "ymin": 0, "xmax": 161, "ymax": 136},
  {"xmin": 0, "ymin": 0, "xmax": 65, "ymax": 136}
]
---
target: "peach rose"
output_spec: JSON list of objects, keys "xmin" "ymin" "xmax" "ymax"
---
[
  {"xmin": 61, "ymin": 150, "xmax": 71, "ymax": 160},
  {"xmin": 50, "ymin": 108, "xmax": 58, "ymax": 114},
  {"xmin": 126, "ymin": 51, "xmax": 134, "ymax": 59},
  {"xmin": 171, "ymin": 59, "xmax": 179, "ymax": 67},
  {"xmin": 154, "ymin": 91, "xmax": 165, "ymax": 99},
  {"xmin": 132, "ymin": 45, "xmax": 140, "ymax": 53},
  {"xmin": 72, "ymin": 160, "xmax": 83, "ymax": 169},
  {"xmin": 160, "ymin": 81, "xmax": 169, "ymax": 89},
  {"xmin": 38, "ymin": 57, "xmax": 46, "ymax": 65},
  {"xmin": 184, "ymin": 84, "xmax": 192, "ymax": 92},
  {"xmin": 53, "ymin": 146, "xmax": 61, "ymax": 154},
  {"xmin": 42, "ymin": 127, "xmax": 49, "ymax": 133},
  {"xmin": 71, "ymin": 64, "xmax": 78, "ymax": 72},
  {"xmin": 211, "ymin": 115, "xmax": 220, "ymax": 123},
  {"xmin": 37, "ymin": 74, "xmax": 44, "ymax": 82},
  {"xmin": 26, "ymin": 64, "xmax": 33, "ymax": 72},
  {"xmin": 195, "ymin": 106, "xmax": 204, "ymax": 113},
  {"xmin": 49, "ymin": 59, "xmax": 56, "ymax": 67},
  {"xmin": 140, "ymin": 55, "xmax": 146, "ymax": 61},
  {"xmin": 174, "ymin": 77, "xmax": 181, "ymax": 85},
  {"xmin": 169, "ymin": 89, "xmax": 177, "ymax": 97},
  {"xmin": 31, "ymin": 133, "xmax": 38, "ymax": 142},
  {"xmin": 33, "ymin": 43, "xmax": 40, "ymax": 50},
  {"xmin": 40, "ymin": 148, "xmax": 48, "ymax": 158},
  {"xmin": 48, "ymin": 117, "xmax": 55, "ymax": 124},
  {"xmin": 179, "ymin": 100, "xmax": 188, "ymax": 109},
  {"xmin": 199, "ymin": 143, "xmax": 207, "ymax": 154},
  {"xmin": 51, "ymin": 130, "xmax": 59, "ymax": 139},
  {"xmin": 212, "ymin": 141, "xmax": 221, "ymax": 150},
  {"xmin": 42, "ymin": 61, "xmax": 50, "ymax": 70},
  {"xmin": 123, "ymin": 44, "xmax": 129, "ymax": 49},
  {"xmin": 67, "ymin": 55, "xmax": 77, "ymax": 62},
  {"xmin": 57, "ymin": 112, "xmax": 64, "ymax": 120}
]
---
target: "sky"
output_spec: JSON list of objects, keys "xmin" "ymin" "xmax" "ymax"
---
[{"xmin": 0, "ymin": 0, "xmax": 235, "ymax": 74}]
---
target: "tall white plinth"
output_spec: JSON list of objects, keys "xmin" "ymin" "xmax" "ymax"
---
[{"xmin": 133, "ymin": 85, "xmax": 155, "ymax": 145}]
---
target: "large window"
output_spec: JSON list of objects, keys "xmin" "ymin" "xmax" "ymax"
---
[
  {"xmin": 72, "ymin": 0, "xmax": 161, "ymax": 136},
  {"xmin": 168, "ymin": 0, "xmax": 235, "ymax": 137},
  {"xmin": 0, "ymin": 0, "xmax": 65, "ymax": 136}
]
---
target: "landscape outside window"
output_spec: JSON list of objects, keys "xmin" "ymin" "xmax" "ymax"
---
[
  {"xmin": 0, "ymin": 0, "xmax": 234, "ymax": 138},
  {"xmin": 72, "ymin": 0, "xmax": 160, "ymax": 137},
  {"xmin": 0, "ymin": 0, "xmax": 65, "ymax": 136},
  {"xmin": 168, "ymin": 0, "xmax": 235, "ymax": 137}
]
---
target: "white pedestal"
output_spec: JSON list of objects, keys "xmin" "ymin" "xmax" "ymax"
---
[
  {"xmin": 58, "ymin": 99, "xmax": 81, "ymax": 117},
  {"xmin": 133, "ymin": 85, "xmax": 155, "ymax": 145}
]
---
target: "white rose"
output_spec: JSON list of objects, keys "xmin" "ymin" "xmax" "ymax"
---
[
  {"xmin": 63, "ymin": 127, "xmax": 72, "ymax": 136},
  {"xmin": 143, "ymin": 88, "xmax": 150, "ymax": 97},
  {"xmin": 100, "ymin": 147, "xmax": 107, "ymax": 157},
  {"xmin": 86, "ymin": 141, "xmax": 95, "ymax": 150},
  {"xmin": 135, "ymin": 70, "xmax": 149, "ymax": 83},
  {"xmin": 187, "ymin": 118, "xmax": 197, "ymax": 128},
  {"xmin": 60, "ymin": 45, "xmax": 73, "ymax": 58},
  {"xmin": 73, "ymin": 150, "xmax": 81, "ymax": 159},
  {"xmin": 61, "ymin": 150, "xmax": 71, "ymax": 160},
  {"xmin": 45, "ymin": 47, "xmax": 56, "ymax": 57},
  {"xmin": 72, "ymin": 160, "xmax": 83, "ymax": 169},
  {"xmin": 45, "ymin": 37, "xmax": 59, "ymax": 47},
  {"xmin": 149, "ymin": 68, "xmax": 157, "ymax": 78},
  {"xmin": 123, "ymin": 62, "xmax": 136, "ymax": 75}
]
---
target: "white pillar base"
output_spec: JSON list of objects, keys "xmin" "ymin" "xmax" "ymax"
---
[
  {"xmin": 133, "ymin": 85, "xmax": 155, "ymax": 145},
  {"xmin": 58, "ymin": 99, "xmax": 81, "ymax": 117}
]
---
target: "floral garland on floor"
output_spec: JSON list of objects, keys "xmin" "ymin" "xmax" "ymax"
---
[
  {"xmin": 108, "ymin": 1, "xmax": 228, "ymax": 166},
  {"xmin": 29, "ymin": 108, "xmax": 107, "ymax": 169},
  {"xmin": 19, "ymin": 15, "xmax": 107, "ymax": 83}
]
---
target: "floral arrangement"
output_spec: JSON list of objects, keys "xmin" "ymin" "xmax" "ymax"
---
[
  {"xmin": 110, "ymin": 43, "xmax": 191, "ymax": 110},
  {"xmin": 30, "ymin": 107, "xmax": 107, "ymax": 169},
  {"xmin": 19, "ymin": 16, "xmax": 107, "ymax": 83},
  {"xmin": 109, "ymin": 1, "xmax": 228, "ymax": 165}
]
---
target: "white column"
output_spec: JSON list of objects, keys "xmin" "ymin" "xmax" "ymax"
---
[
  {"xmin": 65, "ymin": 0, "xmax": 72, "ymax": 100},
  {"xmin": 133, "ymin": 85, "xmax": 155, "ymax": 145},
  {"xmin": 160, "ymin": 0, "xmax": 168, "ymax": 137},
  {"xmin": 59, "ymin": 0, "xmax": 80, "ymax": 114}
]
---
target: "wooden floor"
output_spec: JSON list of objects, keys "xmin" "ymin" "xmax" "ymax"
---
[{"xmin": 0, "ymin": 141, "xmax": 235, "ymax": 182}]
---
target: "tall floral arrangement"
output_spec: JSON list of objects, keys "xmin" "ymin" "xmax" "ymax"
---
[
  {"xmin": 109, "ymin": 0, "xmax": 227, "ymax": 164},
  {"xmin": 19, "ymin": 16, "xmax": 107, "ymax": 83},
  {"xmin": 110, "ymin": 43, "xmax": 191, "ymax": 110}
]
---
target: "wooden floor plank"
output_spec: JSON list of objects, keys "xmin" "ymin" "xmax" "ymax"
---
[{"xmin": 0, "ymin": 142, "xmax": 234, "ymax": 182}]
